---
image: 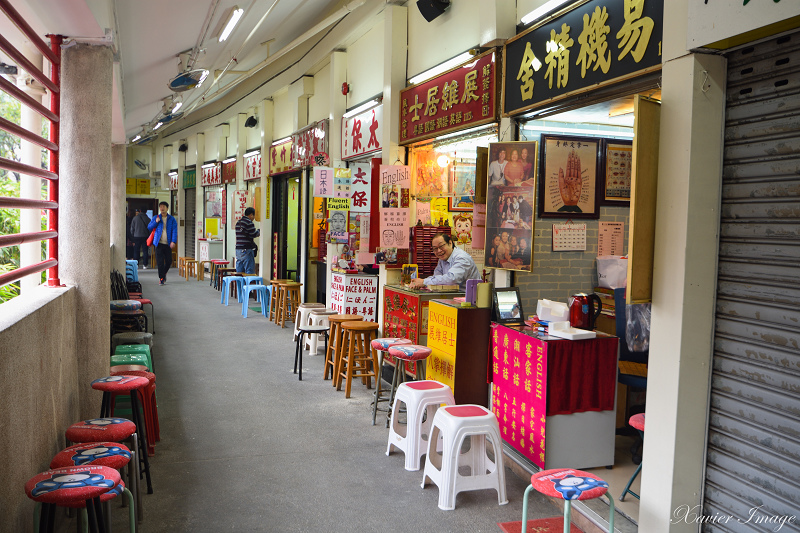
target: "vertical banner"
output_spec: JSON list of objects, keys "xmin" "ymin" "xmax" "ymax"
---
[
  {"xmin": 491, "ymin": 325, "xmax": 547, "ymax": 469},
  {"xmin": 349, "ymin": 162, "xmax": 371, "ymax": 212},
  {"xmin": 334, "ymin": 167, "xmax": 351, "ymax": 198},
  {"xmin": 359, "ymin": 215, "xmax": 370, "ymax": 252},
  {"xmin": 379, "ymin": 165, "xmax": 411, "ymax": 208},
  {"xmin": 380, "ymin": 208, "xmax": 409, "ymax": 248},
  {"xmin": 426, "ymin": 301, "xmax": 459, "ymax": 394},
  {"xmin": 314, "ymin": 166, "xmax": 334, "ymax": 197},
  {"xmin": 233, "ymin": 190, "xmax": 250, "ymax": 222},
  {"xmin": 313, "ymin": 197, "xmax": 325, "ymax": 248}
]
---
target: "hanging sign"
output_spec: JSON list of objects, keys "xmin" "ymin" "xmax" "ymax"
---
[
  {"xmin": 233, "ymin": 190, "xmax": 250, "ymax": 222},
  {"xmin": 125, "ymin": 179, "xmax": 136, "ymax": 194},
  {"xmin": 136, "ymin": 179, "xmax": 150, "ymax": 195},
  {"xmin": 380, "ymin": 208, "xmax": 410, "ymax": 248},
  {"xmin": 379, "ymin": 165, "xmax": 411, "ymax": 208},
  {"xmin": 291, "ymin": 119, "xmax": 329, "ymax": 168},
  {"xmin": 222, "ymin": 160, "xmax": 236, "ymax": 184},
  {"xmin": 182, "ymin": 168, "xmax": 196, "ymax": 189},
  {"xmin": 269, "ymin": 139, "xmax": 293, "ymax": 175},
  {"xmin": 399, "ymin": 50, "xmax": 497, "ymax": 145},
  {"xmin": 314, "ymin": 166, "xmax": 334, "ymax": 197},
  {"xmin": 170, "ymin": 174, "xmax": 179, "ymax": 191},
  {"xmin": 244, "ymin": 151, "xmax": 262, "ymax": 181},
  {"xmin": 342, "ymin": 104, "xmax": 383, "ymax": 159},
  {"xmin": 334, "ymin": 168, "xmax": 351, "ymax": 199},
  {"xmin": 201, "ymin": 163, "xmax": 222, "ymax": 186},
  {"xmin": 349, "ymin": 162, "xmax": 371, "ymax": 213},
  {"xmin": 503, "ymin": 0, "xmax": 663, "ymax": 116}
]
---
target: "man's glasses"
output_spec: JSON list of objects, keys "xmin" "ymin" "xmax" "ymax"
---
[{"xmin": 432, "ymin": 242, "xmax": 449, "ymax": 252}]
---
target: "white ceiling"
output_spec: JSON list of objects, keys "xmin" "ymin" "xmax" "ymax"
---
[{"xmin": 3, "ymin": 0, "xmax": 366, "ymax": 143}]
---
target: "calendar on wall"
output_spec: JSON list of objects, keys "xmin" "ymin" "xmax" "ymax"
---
[{"xmin": 552, "ymin": 223, "xmax": 587, "ymax": 251}]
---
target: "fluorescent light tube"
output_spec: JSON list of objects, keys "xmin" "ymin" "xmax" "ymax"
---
[
  {"xmin": 153, "ymin": 122, "xmax": 163, "ymax": 131},
  {"xmin": 523, "ymin": 124, "xmax": 634, "ymax": 138},
  {"xmin": 222, "ymin": 157, "xmax": 236, "ymax": 164},
  {"xmin": 343, "ymin": 98, "xmax": 381, "ymax": 118},
  {"xmin": 244, "ymin": 150, "xmax": 260, "ymax": 157},
  {"xmin": 408, "ymin": 51, "xmax": 474, "ymax": 85},
  {"xmin": 219, "ymin": 7, "xmax": 244, "ymax": 42},
  {"xmin": 201, "ymin": 162, "xmax": 217, "ymax": 169},
  {"xmin": 131, "ymin": 135, "xmax": 141, "ymax": 143},
  {"xmin": 171, "ymin": 101, "xmax": 183, "ymax": 113},
  {"xmin": 271, "ymin": 136, "xmax": 291, "ymax": 146},
  {"xmin": 520, "ymin": 0, "xmax": 570, "ymax": 25}
]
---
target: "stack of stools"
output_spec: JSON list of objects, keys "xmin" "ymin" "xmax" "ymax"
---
[
  {"xmin": 336, "ymin": 321, "xmax": 380, "ymax": 398},
  {"xmin": 112, "ymin": 344, "xmax": 154, "ymax": 372},
  {"xmin": 386, "ymin": 380, "xmax": 454, "ymax": 470},
  {"xmin": 110, "ymin": 300, "xmax": 147, "ymax": 335},
  {"xmin": 220, "ymin": 274, "xmax": 245, "ymax": 305},
  {"xmin": 209, "ymin": 260, "xmax": 230, "ymax": 288},
  {"xmin": 293, "ymin": 303, "xmax": 325, "ymax": 341},
  {"xmin": 323, "ymin": 314, "xmax": 362, "ymax": 383},
  {"xmin": 49, "ymin": 442, "xmax": 136, "ymax": 531},
  {"xmin": 184, "ymin": 259, "xmax": 198, "ymax": 280},
  {"xmin": 268, "ymin": 279, "xmax": 291, "ymax": 322},
  {"xmin": 421, "ymin": 404, "xmax": 508, "ymax": 511},
  {"xmin": 25, "ymin": 465, "xmax": 123, "ymax": 533},
  {"xmin": 382, "ymin": 344, "xmax": 433, "ymax": 426},
  {"xmin": 90, "ymin": 376, "xmax": 154, "ymax": 496},
  {"xmin": 276, "ymin": 282, "xmax": 303, "ymax": 328},
  {"xmin": 111, "ymin": 367, "xmax": 160, "ymax": 456},
  {"xmin": 522, "ymin": 468, "xmax": 614, "ymax": 533},
  {"xmin": 305, "ymin": 308, "xmax": 339, "ymax": 355},
  {"xmin": 111, "ymin": 331, "xmax": 154, "ymax": 355},
  {"xmin": 370, "ymin": 338, "xmax": 413, "ymax": 425},
  {"xmin": 125, "ymin": 259, "xmax": 138, "ymax": 282},
  {"xmin": 620, "ymin": 413, "xmax": 645, "ymax": 501}
]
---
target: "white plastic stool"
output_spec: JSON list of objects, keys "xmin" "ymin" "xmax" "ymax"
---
[
  {"xmin": 386, "ymin": 380, "xmax": 454, "ymax": 471},
  {"xmin": 421, "ymin": 404, "xmax": 508, "ymax": 511},
  {"xmin": 293, "ymin": 303, "xmax": 325, "ymax": 342},
  {"xmin": 306, "ymin": 309, "xmax": 338, "ymax": 354}
]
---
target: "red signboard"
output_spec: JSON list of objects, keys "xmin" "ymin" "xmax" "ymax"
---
[
  {"xmin": 222, "ymin": 160, "xmax": 236, "ymax": 184},
  {"xmin": 400, "ymin": 50, "xmax": 497, "ymax": 145},
  {"xmin": 201, "ymin": 163, "xmax": 222, "ymax": 186},
  {"xmin": 291, "ymin": 119, "xmax": 329, "ymax": 168}
]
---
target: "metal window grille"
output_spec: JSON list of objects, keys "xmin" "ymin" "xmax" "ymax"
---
[{"xmin": 0, "ymin": 0, "xmax": 61, "ymax": 289}]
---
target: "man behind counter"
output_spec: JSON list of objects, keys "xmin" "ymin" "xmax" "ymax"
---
[{"xmin": 408, "ymin": 232, "xmax": 479, "ymax": 291}]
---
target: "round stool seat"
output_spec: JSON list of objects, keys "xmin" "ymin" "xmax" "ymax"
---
[
  {"xmin": 406, "ymin": 380, "xmax": 448, "ymax": 391},
  {"xmin": 310, "ymin": 309, "xmax": 338, "ymax": 316},
  {"xmin": 530, "ymin": 468, "xmax": 609, "ymax": 501},
  {"xmin": 388, "ymin": 344, "xmax": 432, "ymax": 361},
  {"xmin": 298, "ymin": 303, "xmax": 325, "ymax": 309},
  {"xmin": 110, "ymin": 300, "xmax": 141, "ymax": 311},
  {"xmin": 61, "ymin": 480, "xmax": 127, "ymax": 508},
  {"xmin": 111, "ymin": 369, "xmax": 155, "ymax": 384},
  {"xmin": 341, "ymin": 320, "xmax": 379, "ymax": 331},
  {"xmin": 66, "ymin": 418, "xmax": 137, "ymax": 443},
  {"xmin": 50, "ymin": 442, "xmax": 132, "ymax": 469},
  {"xmin": 328, "ymin": 314, "xmax": 362, "ymax": 322},
  {"xmin": 25, "ymin": 465, "xmax": 120, "ymax": 504},
  {"xmin": 371, "ymin": 337, "xmax": 412, "ymax": 351},
  {"xmin": 91, "ymin": 375, "xmax": 149, "ymax": 393},
  {"xmin": 629, "ymin": 413, "xmax": 645, "ymax": 432},
  {"xmin": 298, "ymin": 324, "xmax": 330, "ymax": 333}
]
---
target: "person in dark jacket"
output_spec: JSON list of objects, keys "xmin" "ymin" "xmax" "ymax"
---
[
  {"xmin": 147, "ymin": 201, "xmax": 178, "ymax": 285},
  {"xmin": 235, "ymin": 207, "xmax": 260, "ymax": 274},
  {"xmin": 130, "ymin": 208, "xmax": 151, "ymax": 268}
]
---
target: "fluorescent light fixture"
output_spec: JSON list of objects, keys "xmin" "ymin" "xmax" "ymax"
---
[
  {"xmin": 520, "ymin": 0, "xmax": 570, "ymax": 25},
  {"xmin": 196, "ymin": 70, "xmax": 210, "ymax": 87},
  {"xmin": 131, "ymin": 134, "xmax": 142, "ymax": 143},
  {"xmin": 168, "ymin": 171, "xmax": 178, "ymax": 177},
  {"xmin": 271, "ymin": 136, "xmax": 291, "ymax": 146},
  {"xmin": 171, "ymin": 101, "xmax": 183, "ymax": 113},
  {"xmin": 201, "ymin": 162, "xmax": 217, "ymax": 169},
  {"xmin": 222, "ymin": 157, "xmax": 236, "ymax": 164},
  {"xmin": 153, "ymin": 122, "xmax": 164, "ymax": 131},
  {"xmin": 435, "ymin": 124, "xmax": 495, "ymax": 141},
  {"xmin": 244, "ymin": 150, "xmax": 260, "ymax": 158},
  {"xmin": 343, "ymin": 98, "xmax": 381, "ymax": 119},
  {"xmin": 219, "ymin": 7, "xmax": 244, "ymax": 42},
  {"xmin": 522, "ymin": 123, "xmax": 634, "ymax": 138},
  {"xmin": 408, "ymin": 51, "xmax": 474, "ymax": 85}
]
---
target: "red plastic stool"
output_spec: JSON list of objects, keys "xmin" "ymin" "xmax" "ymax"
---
[
  {"xmin": 25, "ymin": 464, "xmax": 120, "ymax": 533},
  {"xmin": 60, "ymin": 481, "xmax": 135, "ymax": 533},
  {"xmin": 522, "ymin": 468, "xmax": 615, "ymax": 533},
  {"xmin": 110, "ymin": 369, "xmax": 160, "ymax": 455},
  {"xmin": 369, "ymin": 337, "xmax": 412, "ymax": 425},
  {"xmin": 620, "ymin": 413, "xmax": 645, "ymax": 501}
]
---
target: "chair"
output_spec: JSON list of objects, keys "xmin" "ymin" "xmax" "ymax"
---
[
  {"xmin": 522, "ymin": 468, "xmax": 614, "ymax": 533},
  {"xmin": 383, "ymin": 344, "xmax": 433, "ymax": 426},
  {"xmin": 620, "ymin": 413, "xmax": 645, "ymax": 501},
  {"xmin": 209, "ymin": 260, "xmax": 230, "ymax": 287},
  {"xmin": 111, "ymin": 270, "xmax": 156, "ymax": 333},
  {"xmin": 421, "ymin": 404, "xmax": 508, "ymax": 511}
]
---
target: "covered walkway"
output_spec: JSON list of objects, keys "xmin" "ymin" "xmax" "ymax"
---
[{"xmin": 98, "ymin": 269, "xmax": 551, "ymax": 532}]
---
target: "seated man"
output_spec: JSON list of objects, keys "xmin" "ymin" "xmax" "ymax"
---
[{"xmin": 408, "ymin": 232, "xmax": 479, "ymax": 291}]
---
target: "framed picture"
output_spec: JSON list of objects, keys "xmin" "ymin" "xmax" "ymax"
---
[
  {"xmin": 449, "ymin": 160, "xmax": 476, "ymax": 211},
  {"xmin": 484, "ymin": 141, "xmax": 537, "ymax": 273},
  {"xmin": 538, "ymin": 135, "xmax": 601, "ymax": 219},
  {"xmin": 602, "ymin": 139, "xmax": 633, "ymax": 205}
]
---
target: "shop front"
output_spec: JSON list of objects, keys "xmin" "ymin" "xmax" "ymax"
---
[
  {"xmin": 200, "ymin": 161, "xmax": 223, "ymax": 266},
  {"xmin": 182, "ymin": 167, "xmax": 196, "ymax": 259}
]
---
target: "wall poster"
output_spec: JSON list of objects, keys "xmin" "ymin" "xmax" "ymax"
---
[{"xmin": 538, "ymin": 135, "xmax": 601, "ymax": 219}]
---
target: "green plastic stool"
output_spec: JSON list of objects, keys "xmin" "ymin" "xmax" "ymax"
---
[
  {"xmin": 110, "ymin": 353, "xmax": 152, "ymax": 371},
  {"xmin": 114, "ymin": 345, "xmax": 153, "ymax": 371}
]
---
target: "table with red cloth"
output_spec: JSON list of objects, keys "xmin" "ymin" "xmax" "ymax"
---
[{"xmin": 490, "ymin": 323, "xmax": 619, "ymax": 470}]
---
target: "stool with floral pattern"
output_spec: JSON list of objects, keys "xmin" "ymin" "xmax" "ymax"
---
[{"xmin": 369, "ymin": 337, "xmax": 412, "ymax": 426}]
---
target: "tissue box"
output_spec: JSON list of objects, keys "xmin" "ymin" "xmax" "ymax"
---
[
  {"xmin": 549, "ymin": 321, "xmax": 597, "ymax": 340},
  {"xmin": 536, "ymin": 299, "xmax": 569, "ymax": 323}
]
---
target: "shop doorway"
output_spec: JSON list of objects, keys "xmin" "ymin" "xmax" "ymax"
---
[{"xmin": 271, "ymin": 173, "xmax": 302, "ymax": 282}]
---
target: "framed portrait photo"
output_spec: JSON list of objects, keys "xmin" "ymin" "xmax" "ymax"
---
[
  {"xmin": 602, "ymin": 139, "xmax": 633, "ymax": 205},
  {"xmin": 538, "ymin": 135, "xmax": 601, "ymax": 219}
]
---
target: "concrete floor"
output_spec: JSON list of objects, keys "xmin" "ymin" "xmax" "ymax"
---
[{"xmin": 81, "ymin": 267, "xmax": 563, "ymax": 532}]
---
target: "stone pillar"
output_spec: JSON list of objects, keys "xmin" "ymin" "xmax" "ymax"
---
[
  {"xmin": 329, "ymin": 51, "xmax": 347, "ymax": 169},
  {"xmin": 289, "ymin": 76, "xmax": 314, "ymax": 132},
  {"xmin": 381, "ymin": 4, "xmax": 407, "ymax": 165},
  {"xmin": 58, "ymin": 43, "xmax": 113, "ymax": 418},
  {"xmin": 259, "ymin": 99, "xmax": 274, "ymax": 278},
  {"xmin": 110, "ymin": 144, "xmax": 126, "ymax": 272}
]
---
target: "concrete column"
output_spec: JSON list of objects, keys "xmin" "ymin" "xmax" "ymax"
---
[
  {"xmin": 259, "ymin": 99, "xmax": 274, "ymax": 278},
  {"xmin": 381, "ymin": 4, "xmax": 407, "ymax": 165},
  {"xmin": 110, "ymin": 144, "xmax": 126, "ymax": 272},
  {"xmin": 177, "ymin": 143, "xmax": 186, "ymax": 259},
  {"xmin": 329, "ymin": 51, "xmax": 347, "ymax": 169},
  {"xmin": 478, "ymin": 0, "xmax": 516, "ymax": 47},
  {"xmin": 18, "ymin": 54, "xmax": 44, "ymax": 294},
  {"xmin": 58, "ymin": 43, "xmax": 113, "ymax": 418},
  {"xmin": 194, "ymin": 133, "xmax": 205, "ymax": 258},
  {"xmin": 289, "ymin": 76, "xmax": 314, "ymax": 132}
]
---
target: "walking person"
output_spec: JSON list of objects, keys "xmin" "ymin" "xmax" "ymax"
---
[
  {"xmin": 235, "ymin": 207, "xmax": 260, "ymax": 274},
  {"xmin": 148, "ymin": 201, "xmax": 178, "ymax": 285},
  {"xmin": 129, "ymin": 208, "xmax": 151, "ymax": 268}
]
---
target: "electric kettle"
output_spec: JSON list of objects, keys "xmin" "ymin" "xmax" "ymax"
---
[{"xmin": 568, "ymin": 292, "xmax": 603, "ymax": 330}]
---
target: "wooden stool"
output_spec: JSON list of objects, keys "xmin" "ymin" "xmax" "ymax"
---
[
  {"xmin": 269, "ymin": 279, "xmax": 291, "ymax": 322},
  {"xmin": 177, "ymin": 256, "xmax": 188, "ymax": 277},
  {"xmin": 197, "ymin": 260, "xmax": 214, "ymax": 281},
  {"xmin": 184, "ymin": 259, "xmax": 198, "ymax": 280},
  {"xmin": 215, "ymin": 268, "xmax": 237, "ymax": 291},
  {"xmin": 277, "ymin": 282, "xmax": 302, "ymax": 328},
  {"xmin": 323, "ymin": 314, "xmax": 363, "ymax": 383},
  {"xmin": 209, "ymin": 260, "xmax": 230, "ymax": 287},
  {"xmin": 337, "ymin": 321, "xmax": 380, "ymax": 399}
]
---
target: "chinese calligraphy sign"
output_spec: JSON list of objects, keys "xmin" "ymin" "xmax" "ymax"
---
[
  {"xmin": 342, "ymin": 104, "xmax": 383, "ymax": 159},
  {"xmin": 504, "ymin": 0, "xmax": 662, "ymax": 115}
]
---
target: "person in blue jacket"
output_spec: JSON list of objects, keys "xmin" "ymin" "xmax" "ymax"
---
[{"xmin": 148, "ymin": 201, "xmax": 178, "ymax": 285}]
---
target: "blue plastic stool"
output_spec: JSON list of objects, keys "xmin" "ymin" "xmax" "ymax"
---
[
  {"xmin": 220, "ymin": 276, "xmax": 245, "ymax": 305},
  {"xmin": 125, "ymin": 260, "xmax": 139, "ymax": 282},
  {"xmin": 241, "ymin": 285, "xmax": 270, "ymax": 318},
  {"xmin": 242, "ymin": 276, "xmax": 264, "ymax": 302}
]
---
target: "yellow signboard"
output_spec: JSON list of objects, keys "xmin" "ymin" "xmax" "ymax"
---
[
  {"xmin": 125, "ymin": 178, "xmax": 136, "ymax": 194},
  {"xmin": 426, "ymin": 301, "xmax": 459, "ymax": 392},
  {"xmin": 327, "ymin": 198, "xmax": 350, "ymax": 210},
  {"xmin": 136, "ymin": 179, "xmax": 150, "ymax": 195}
]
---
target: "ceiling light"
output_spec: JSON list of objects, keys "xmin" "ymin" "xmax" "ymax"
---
[
  {"xmin": 222, "ymin": 157, "xmax": 236, "ymax": 164},
  {"xmin": 153, "ymin": 122, "xmax": 164, "ymax": 131},
  {"xmin": 408, "ymin": 51, "xmax": 474, "ymax": 85},
  {"xmin": 522, "ymin": 123, "xmax": 634, "ymax": 138},
  {"xmin": 343, "ymin": 97, "xmax": 382, "ymax": 118},
  {"xmin": 437, "ymin": 155, "xmax": 450, "ymax": 167},
  {"xmin": 131, "ymin": 134, "xmax": 142, "ymax": 143},
  {"xmin": 201, "ymin": 162, "xmax": 217, "ymax": 169},
  {"xmin": 219, "ymin": 7, "xmax": 244, "ymax": 42},
  {"xmin": 520, "ymin": 0, "xmax": 570, "ymax": 25},
  {"xmin": 271, "ymin": 136, "xmax": 291, "ymax": 146},
  {"xmin": 168, "ymin": 171, "xmax": 178, "ymax": 177},
  {"xmin": 171, "ymin": 101, "xmax": 183, "ymax": 114},
  {"xmin": 435, "ymin": 124, "xmax": 494, "ymax": 140}
]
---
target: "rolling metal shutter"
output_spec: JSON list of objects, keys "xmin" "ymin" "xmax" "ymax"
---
[
  {"xmin": 703, "ymin": 30, "xmax": 800, "ymax": 531},
  {"xmin": 184, "ymin": 189, "xmax": 196, "ymax": 259}
]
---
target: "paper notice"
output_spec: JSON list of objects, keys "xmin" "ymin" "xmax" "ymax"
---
[{"xmin": 598, "ymin": 221, "xmax": 625, "ymax": 256}]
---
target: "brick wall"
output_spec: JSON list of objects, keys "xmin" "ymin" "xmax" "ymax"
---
[{"xmin": 513, "ymin": 204, "xmax": 629, "ymax": 318}]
